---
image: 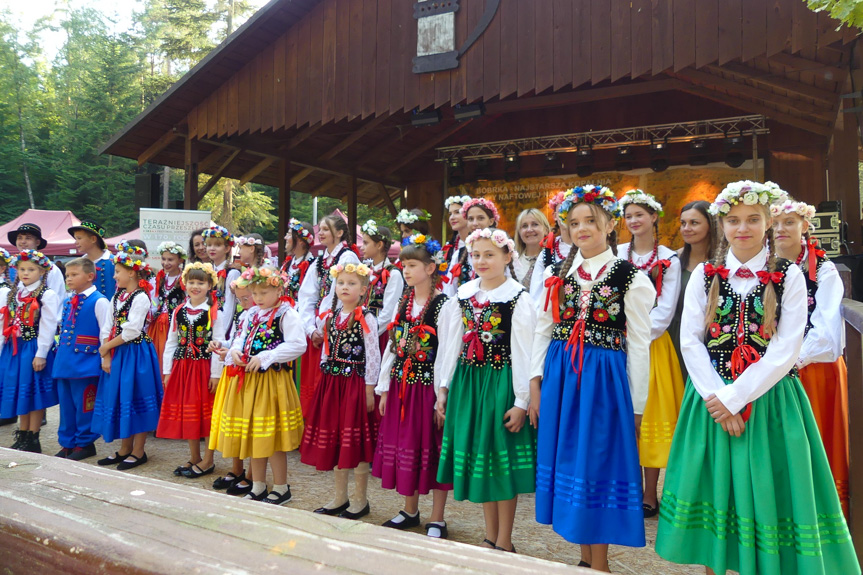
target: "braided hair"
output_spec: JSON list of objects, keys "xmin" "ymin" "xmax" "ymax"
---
[
  {"xmin": 388, "ymin": 243, "xmax": 439, "ymax": 355},
  {"xmin": 326, "ymin": 267, "xmax": 371, "ymax": 341}
]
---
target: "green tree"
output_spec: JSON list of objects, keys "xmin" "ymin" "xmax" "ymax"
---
[
  {"xmin": 199, "ymin": 178, "xmax": 277, "ymax": 235},
  {"xmin": 807, "ymin": 1, "xmax": 863, "ymax": 28}
]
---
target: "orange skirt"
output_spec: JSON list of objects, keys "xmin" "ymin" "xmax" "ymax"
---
[
  {"xmin": 148, "ymin": 312, "xmax": 171, "ymax": 377},
  {"xmin": 798, "ymin": 358, "xmax": 850, "ymax": 518}
]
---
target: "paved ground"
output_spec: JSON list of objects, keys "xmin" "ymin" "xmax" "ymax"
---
[{"xmin": 2, "ymin": 406, "xmax": 715, "ymax": 574}]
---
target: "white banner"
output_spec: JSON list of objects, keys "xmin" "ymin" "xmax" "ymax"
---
[{"xmin": 139, "ymin": 208, "xmax": 212, "ymax": 270}]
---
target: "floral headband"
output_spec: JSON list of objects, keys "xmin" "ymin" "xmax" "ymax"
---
[
  {"xmin": 113, "ymin": 251, "xmax": 151, "ymax": 273},
  {"xmin": 618, "ymin": 189, "xmax": 664, "ymax": 217},
  {"xmin": 156, "ymin": 241, "xmax": 187, "ymax": 259},
  {"xmin": 445, "ymin": 195, "xmax": 472, "ymax": 209},
  {"xmin": 770, "ymin": 199, "xmax": 816, "ymax": 221},
  {"xmin": 401, "ymin": 233, "xmax": 443, "ymax": 255},
  {"xmin": 202, "ymin": 225, "xmax": 235, "ymax": 246},
  {"xmin": 13, "ymin": 250, "xmax": 52, "ymax": 270},
  {"xmin": 460, "ymin": 197, "xmax": 500, "ymax": 223},
  {"xmin": 396, "ymin": 209, "xmax": 431, "ymax": 225},
  {"xmin": 709, "ymin": 181, "xmax": 788, "ymax": 216},
  {"xmin": 182, "ymin": 261, "xmax": 217, "ymax": 286},
  {"xmin": 329, "ymin": 262, "xmax": 372, "ymax": 278},
  {"xmin": 465, "ymin": 228, "xmax": 516, "ymax": 253},
  {"xmin": 289, "ymin": 218, "xmax": 314, "ymax": 243},
  {"xmin": 0, "ymin": 248, "xmax": 11, "ymax": 265},
  {"xmin": 361, "ymin": 220, "xmax": 380, "ymax": 237},
  {"xmin": 116, "ymin": 240, "xmax": 148, "ymax": 258},
  {"xmin": 558, "ymin": 185, "xmax": 621, "ymax": 222},
  {"xmin": 235, "ymin": 236, "xmax": 263, "ymax": 247},
  {"xmin": 234, "ymin": 265, "xmax": 290, "ymax": 289},
  {"xmin": 548, "ymin": 191, "xmax": 568, "ymax": 214}
]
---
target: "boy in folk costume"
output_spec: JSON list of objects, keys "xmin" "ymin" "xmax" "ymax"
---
[
  {"xmin": 7, "ymin": 223, "xmax": 66, "ymax": 311},
  {"xmin": 69, "ymin": 220, "xmax": 115, "ymax": 297}
]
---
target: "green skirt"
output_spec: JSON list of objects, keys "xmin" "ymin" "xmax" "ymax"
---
[
  {"xmin": 656, "ymin": 376, "xmax": 859, "ymax": 575},
  {"xmin": 437, "ymin": 363, "xmax": 536, "ymax": 503}
]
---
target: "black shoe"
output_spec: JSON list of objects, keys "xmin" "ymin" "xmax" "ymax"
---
[
  {"xmin": 0, "ymin": 417, "xmax": 18, "ymax": 427},
  {"xmin": 313, "ymin": 501, "xmax": 349, "ymax": 516},
  {"xmin": 41, "ymin": 414, "xmax": 46, "ymax": 426},
  {"xmin": 21, "ymin": 430, "xmax": 41, "ymax": 453},
  {"xmin": 214, "ymin": 470, "xmax": 245, "ymax": 490},
  {"xmin": 55, "ymin": 447, "xmax": 71, "ymax": 458},
  {"xmin": 11, "ymin": 430, "xmax": 25, "ymax": 450},
  {"xmin": 244, "ymin": 489, "xmax": 269, "ymax": 502},
  {"xmin": 98, "ymin": 451, "xmax": 131, "ymax": 466},
  {"xmin": 226, "ymin": 480, "xmax": 253, "ymax": 496},
  {"xmin": 67, "ymin": 444, "xmax": 97, "ymax": 461},
  {"xmin": 117, "ymin": 453, "xmax": 148, "ymax": 471},
  {"xmin": 642, "ymin": 503, "xmax": 659, "ymax": 518},
  {"xmin": 577, "ymin": 561, "xmax": 591, "ymax": 568},
  {"xmin": 262, "ymin": 486, "xmax": 293, "ymax": 506},
  {"xmin": 494, "ymin": 544, "xmax": 516, "ymax": 553},
  {"xmin": 425, "ymin": 522, "xmax": 448, "ymax": 539},
  {"xmin": 382, "ymin": 510, "xmax": 421, "ymax": 530},
  {"xmin": 339, "ymin": 502, "xmax": 370, "ymax": 520},
  {"xmin": 181, "ymin": 463, "xmax": 215, "ymax": 478},
  {"xmin": 173, "ymin": 461, "xmax": 196, "ymax": 477}
]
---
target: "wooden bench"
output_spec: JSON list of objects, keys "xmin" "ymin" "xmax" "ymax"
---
[{"xmin": 0, "ymin": 449, "xmax": 587, "ymax": 574}]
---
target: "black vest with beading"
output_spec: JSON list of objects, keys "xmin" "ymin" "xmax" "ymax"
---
[
  {"xmin": 458, "ymin": 289, "xmax": 523, "ymax": 369},
  {"xmin": 390, "ymin": 293, "xmax": 447, "ymax": 386}
]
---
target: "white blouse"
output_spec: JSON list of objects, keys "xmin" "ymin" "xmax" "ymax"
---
[
  {"xmin": 319, "ymin": 309, "xmax": 381, "ymax": 387},
  {"xmin": 617, "ymin": 243, "xmax": 681, "ymax": 341},
  {"xmin": 0, "ymin": 280, "xmax": 60, "ymax": 359},
  {"xmin": 226, "ymin": 302, "xmax": 307, "ymax": 370},
  {"xmin": 681, "ymin": 247, "xmax": 807, "ymax": 416},
  {"xmin": 297, "ymin": 242, "xmax": 361, "ymax": 337},
  {"xmin": 149, "ymin": 272, "xmax": 182, "ymax": 316},
  {"xmin": 212, "ymin": 261, "xmax": 241, "ymax": 346},
  {"xmin": 799, "ymin": 246, "xmax": 845, "ymax": 367},
  {"xmin": 436, "ymin": 278, "xmax": 537, "ymax": 410},
  {"xmin": 376, "ymin": 295, "xmax": 459, "ymax": 396},
  {"xmin": 162, "ymin": 301, "xmax": 222, "ymax": 378},
  {"xmin": 100, "ymin": 290, "xmax": 152, "ymax": 343},
  {"xmin": 528, "ymin": 238, "xmax": 572, "ymax": 306},
  {"xmin": 367, "ymin": 258, "xmax": 405, "ymax": 337},
  {"xmin": 46, "ymin": 264, "xmax": 66, "ymax": 313},
  {"xmin": 530, "ymin": 248, "xmax": 654, "ymax": 414},
  {"xmin": 442, "ymin": 238, "xmax": 465, "ymax": 298}
]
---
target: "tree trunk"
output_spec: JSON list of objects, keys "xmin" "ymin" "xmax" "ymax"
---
[
  {"xmin": 222, "ymin": 180, "xmax": 234, "ymax": 231},
  {"xmin": 17, "ymin": 104, "xmax": 34, "ymax": 209},
  {"xmin": 162, "ymin": 166, "xmax": 170, "ymax": 208},
  {"xmin": 227, "ymin": 0, "xmax": 234, "ymax": 35}
]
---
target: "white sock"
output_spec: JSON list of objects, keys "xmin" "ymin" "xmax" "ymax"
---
[
  {"xmin": 324, "ymin": 468, "xmax": 350, "ymax": 509},
  {"xmin": 271, "ymin": 483, "xmax": 288, "ymax": 496},
  {"xmin": 347, "ymin": 463, "xmax": 370, "ymax": 513},
  {"xmin": 251, "ymin": 481, "xmax": 267, "ymax": 495},
  {"xmin": 426, "ymin": 521, "xmax": 446, "ymax": 538},
  {"xmin": 389, "ymin": 510, "xmax": 418, "ymax": 524}
]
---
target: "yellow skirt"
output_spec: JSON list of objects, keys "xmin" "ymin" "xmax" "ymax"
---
[
  {"xmin": 208, "ymin": 367, "xmax": 304, "ymax": 459},
  {"xmin": 638, "ymin": 331, "xmax": 685, "ymax": 468}
]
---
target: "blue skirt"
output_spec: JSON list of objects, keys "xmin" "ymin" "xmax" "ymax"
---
[
  {"xmin": 535, "ymin": 341, "xmax": 645, "ymax": 547},
  {"xmin": 0, "ymin": 338, "xmax": 58, "ymax": 418},
  {"xmin": 92, "ymin": 342, "xmax": 163, "ymax": 443}
]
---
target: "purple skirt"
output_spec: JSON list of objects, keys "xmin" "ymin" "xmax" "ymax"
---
[{"xmin": 372, "ymin": 379, "xmax": 452, "ymax": 496}]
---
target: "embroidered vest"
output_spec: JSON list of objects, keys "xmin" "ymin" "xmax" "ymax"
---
[
  {"xmin": 5, "ymin": 284, "xmax": 46, "ymax": 342},
  {"xmin": 804, "ymin": 253, "xmax": 828, "ymax": 337},
  {"xmin": 390, "ymin": 294, "xmax": 447, "ymax": 387},
  {"xmin": 317, "ymin": 245, "xmax": 350, "ymax": 301},
  {"xmin": 154, "ymin": 274, "xmax": 185, "ymax": 318},
  {"xmin": 94, "ymin": 257, "xmax": 116, "ymax": 297},
  {"xmin": 702, "ymin": 259, "xmax": 792, "ymax": 380},
  {"xmin": 173, "ymin": 306, "xmax": 213, "ymax": 361},
  {"xmin": 458, "ymin": 290, "xmax": 523, "ymax": 369},
  {"xmin": 322, "ymin": 308, "xmax": 369, "ymax": 377},
  {"xmin": 112, "ymin": 289, "xmax": 152, "ymax": 344},
  {"xmin": 55, "ymin": 290, "xmax": 106, "ymax": 378},
  {"xmin": 283, "ymin": 254, "xmax": 313, "ymax": 302},
  {"xmin": 551, "ymin": 260, "xmax": 638, "ymax": 352},
  {"xmin": 366, "ymin": 262, "xmax": 395, "ymax": 316},
  {"xmin": 243, "ymin": 307, "xmax": 287, "ymax": 358}
]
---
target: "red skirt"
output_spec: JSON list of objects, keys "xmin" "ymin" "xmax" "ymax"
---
[
  {"xmin": 299, "ymin": 337, "xmax": 322, "ymax": 415},
  {"xmin": 799, "ymin": 358, "xmax": 850, "ymax": 518},
  {"xmin": 379, "ymin": 332, "xmax": 389, "ymax": 355},
  {"xmin": 148, "ymin": 312, "xmax": 171, "ymax": 377},
  {"xmin": 157, "ymin": 358, "xmax": 214, "ymax": 440},
  {"xmin": 300, "ymin": 371, "xmax": 376, "ymax": 471}
]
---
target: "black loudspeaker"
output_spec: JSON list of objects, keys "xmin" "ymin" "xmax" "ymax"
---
[{"xmin": 134, "ymin": 174, "xmax": 161, "ymax": 209}]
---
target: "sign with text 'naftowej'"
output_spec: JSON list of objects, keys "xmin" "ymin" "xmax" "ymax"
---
[{"xmin": 139, "ymin": 208, "xmax": 212, "ymax": 270}]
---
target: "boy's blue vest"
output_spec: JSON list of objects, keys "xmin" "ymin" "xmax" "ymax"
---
[
  {"xmin": 53, "ymin": 290, "xmax": 106, "ymax": 379},
  {"xmin": 94, "ymin": 256, "xmax": 116, "ymax": 298}
]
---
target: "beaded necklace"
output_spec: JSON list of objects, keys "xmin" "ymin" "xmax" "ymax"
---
[
  {"xmin": 576, "ymin": 263, "xmax": 608, "ymax": 282},
  {"xmin": 627, "ymin": 239, "xmax": 659, "ymax": 271}
]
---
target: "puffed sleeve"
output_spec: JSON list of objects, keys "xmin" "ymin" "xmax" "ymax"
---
[
  {"xmin": 121, "ymin": 292, "xmax": 151, "ymax": 342},
  {"xmin": 255, "ymin": 306, "xmax": 308, "ymax": 371},
  {"xmin": 101, "ymin": 298, "xmax": 115, "ymax": 343},
  {"xmin": 36, "ymin": 290, "xmax": 60, "ymax": 359},
  {"xmin": 94, "ymin": 297, "xmax": 112, "ymax": 335},
  {"xmin": 529, "ymin": 251, "xmax": 551, "ymax": 305},
  {"xmin": 363, "ymin": 313, "xmax": 381, "ymax": 386},
  {"xmin": 379, "ymin": 269, "xmax": 404, "ymax": 336},
  {"xmin": 297, "ymin": 262, "xmax": 321, "ymax": 337},
  {"xmin": 510, "ymin": 292, "xmax": 536, "ymax": 410},
  {"xmin": 530, "ymin": 265, "xmax": 556, "ymax": 379},
  {"xmin": 226, "ymin": 309, "xmax": 253, "ymax": 367},
  {"xmin": 680, "ymin": 264, "xmax": 727, "ymax": 399},
  {"xmin": 162, "ymin": 311, "xmax": 179, "ymax": 375},
  {"xmin": 435, "ymin": 298, "xmax": 464, "ymax": 390},
  {"xmin": 713, "ymin": 265, "xmax": 807, "ymax": 415},
  {"xmin": 798, "ymin": 260, "xmax": 844, "ymax": 367},
  {"xmin": 649, "ymin": 254, "xmax": 681, "ymax": 340},
  {"xmin": 623, "ymin": 271, "xmax": 655, "ymax": 414},
  {"xmin": 47, "ymin": 265, "xmax": 66, "ymax": 314}
]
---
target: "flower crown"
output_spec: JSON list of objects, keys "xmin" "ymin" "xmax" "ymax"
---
[
  {"xmin": 445, "ymin": 195, "xmax": 472, "ymax": 209},
  {"xmin": 289, "ymin": 218, "xmax": 314, "ymax": 243},
  {"xmin": 770, "ymin": 199, "xmax": 816, "ymax": 221},
  {"xmin": 202, "ymin": 225, "xmax": 235, "ymax": 246},
  {"xmin": 709, "ymin": 181, "xmax": 788, "ymax": 216},
  {"xmin": 0, "ymin": 248, "xmax": 11, "ymax": 265},
  {"xmin": 13, "ymin": 250, "xmax": 52, "ymax": 270},
  {"xmin": 396, "ymin": 209, "xmax": 431, "ymax": 225},
  {"xmin": 460, "ymin": 197, "xmax": 500, "ymax": 223},
  {"xmin": 235, "ymin": 236, "xmax": 263, "ymax": 247},
  {"xmin": 548, "ymin": 191, "xmax": 568, "ymax": 214},
  {"xmin": 182, "ymin": 261, "xmax": 218, "ymax": 286},
  {"xmin": 558, "ymin": 185, "xmax": 621, "ymax": 222},
  {"xmin": 116, "ymin": 240, "xmax": 148, "ymax": 258},
  {"xmin": 618, "ymin": 189, "xmax": 664, "ymax": 217},
  {"xmin": 361, "ymin": 220, "xmax": 380, "ymax": 237},
  {"xmin": 401, "ymin": 233, "xmax": 443, "ymax": 256},
  {"xmin": 234, "ymin": 265, "xmax": 290, "ymax": 289},
  {"xmin": 113, "ymin": 251, "xmax": 151, "ymax": 273},
  {"xmin": 329, "ymin": 262, "xmax": 372, "ymax": 278},
  {"xmin": 156, "ymin": 241, "xmax": 187, "ymax": 258},
  {"xmin": 465, "ymin": 228, "xmax": 516, "ymax": 253}
]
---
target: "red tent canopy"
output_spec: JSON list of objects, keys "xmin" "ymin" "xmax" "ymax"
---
[
  {"xmin": 0, "ymin": 209, "xmax": 81, "ymax": 257},
  {"xmin": 104, "ymin": 228, "xmax": 141, "ymax": 250}
]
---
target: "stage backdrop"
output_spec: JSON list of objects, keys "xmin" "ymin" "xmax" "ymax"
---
[
  {"xmin": 452, "ymin": 161, "xmax": 763, "ymax": 249},
  {"xmin": 139, "ymin": 208, "xmax": 213, "ymax": 270}
]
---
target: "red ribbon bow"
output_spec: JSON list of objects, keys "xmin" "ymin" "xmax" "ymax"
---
[
  {"xmin": 462, "ymin": 330, "xmax": 484, "ymax": 362},
  {"xmin": 1, "ymin": 307, "xmax": 19, "ymax": 356},
  {"xmin": 756, "ymin": 270, "xmax": 784, "ymax": 285},
  {"xmin": 318, "ymin": 309, "xmax": 334, "ymax": 355},
  {"xmin": 704, "ymin": 263, "xmax": 729, "ymax": 279},
  {"xmin": 138, "ymin": 279, "xmax": 152, "ymax": 294},
  {"xmin": 354, "ymin": 308, "xmax": 371, "ymax": 334},
  {"xmin": 69, "ymin": 294, "xmax": 81, "ymax": 327},
  {"xmin": 650, "ymin": 259, "xmax": 672, "ymax": 297},
  {"xmin": 409, "ymin": 324, "xmax": 436, "ymax": 339},
  {"xmin": 449, "ymin": 263, "xmax": 462, "ymax": 279},
  {"xmin": 565, "ymin": 318, "xmax": 587, "ymax": 387},
  {"xmin": 372, "ymin": 269, "xmax": 390, "ymax": 286},
  {"xmin": 539, "ymin": 232, "xmax": 556, "ymax": 250},
  {"xmin": 227, "ymin": 364, "xmax": 247, "ymax": 392},
  {"xmin": 543, "ymin": 276, "xmax": 565, "ymax": 323},
  {"xmin": 807, "ymin": 238, "xmax": 826, "ymax": 282},
  {"xmin": 386, "ymin": 313, "xmax": 401, "ymax": 332},
  {"xmin": 399, "ymin": 357, "xmax": 413, "ymax": 421},
  {"xmin": 280, "ymin": 294, "xmax": 295, "ymax": 308}
]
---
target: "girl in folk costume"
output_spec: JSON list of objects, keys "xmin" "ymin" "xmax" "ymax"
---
[
  {"xmin": 236, "ymin": 234, "xmax": 267, "ymax": 268},
  {"xmin": 210, "ymin": 265, "xmax": 306, "ymax": 504},
  {"xmin": 148, "ymin": 241, "xmax": 187, "ymax": 373},
  {"xmin": 373, "ymin": 235, "xmax": 453, "ymax": 538},
  {"xmin": 203, "ymin": 225, "xmax": 240, "ymax": 346},
  {"xmin": 280, "ymin": 218, "xmax": 315, "ymax": 302},
  {"xmin": 297, "ymin": 214, "xmax": 360, "ymax": 414},
  {"xmin": 668, "ymin": 201, "xmax": 718, "ymax": 382},
  {"xmin": 0, "ymin": 251, "xmax": 60, "ymax": 453},
  {"xmin": 93, "ymin": 253, "xmax": 163, "ymax": 470},
  {"xmin": 436, "ymin": 228, "xmax": 536, "ymax": 554},
  {"xmin": 532, "ymin": 187, "xmax": 654, "ymax": 572},
  {"xmin": 396, "ymin": 208, "xmax": 432, "ymax": 239},
  {"xmin": 617, "ymin": 189, "xmax": 685, "ymax": 517},
  {"xmin": 656, "ymin": 182, "xmax": 860, "ymax": 575},
  {"xmin": 442, "ymin": 195, "xmax": 471, "ymax": 297},
  {"xmin": 158, "ymin": 263, "xmax": 221, "ymax": 479},
  {"xmin": 450, "ymin": 197, "xmax": 506, "ymax": 288},
  {"xmin": 772, "ymin": 198, "xmax": 850, "ymax": 517},
  {"xmin": 527, "ymin": 192, "xmax": 574, "ymax": 302},
  {"xmin": 361, "ymin": 220, "xmax": 404, "ymax": 353},
  {"xmin": 513, "ymin": 208, "xmax": 552, "ymax": 301},
  {"xmin": 300, "ymin": 262, "xmax": 381, "ymax": 520}
]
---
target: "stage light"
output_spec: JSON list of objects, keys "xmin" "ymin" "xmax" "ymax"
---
[
  {"xmin": 649, "ymin": 139, "xmax": 669, "ymax": 172},
  {"xmin": 475, "ymin": 158, "xmax": 491, "ymax": 181},
  {"xmin": 447, "ymin": 156, "xmax": 464, "ymax": 185},
  {"xmin": 504, "ymin": 150, "xmax": 520, "ymax": 181},
  {"xmin": 543, "ymin": 152, "xmax": 562, "ymax": 175},
  {"xmin": 411, "ymin": 108, "xmax": 442, "ymax": 127},
  {"xmin": 453, "ymin": 103, "xmax": 486, "ymax": 122},
  {"xmin": 689, "ymin": 139, "xmax": 709, "ymax": 166},
  {"xmin": 615, "ymin": 146, "xmax": 633, "ymax": 172},
  {"xmin": 576, "ymin": 145, "xmax": 594, "ymax": 177},
  {"xmin": 725, "ymin": 134, "xmax": 745, "ymax": 168}
]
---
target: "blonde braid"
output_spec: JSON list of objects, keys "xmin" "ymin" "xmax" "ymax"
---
[{"xmin": 762, "ymin": 227, "xmax": 779, "ymax": 338}]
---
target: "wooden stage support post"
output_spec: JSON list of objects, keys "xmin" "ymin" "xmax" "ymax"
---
[
  {"xmin": 183, "ymin": 137, "xmax": 200, "ymax": 211},
  {"xmin": 843, "ymin": 299, "xmax": 863, "ymax": 565},
  {"xmin": 348, "ymin": 174, "xmax": 358, "ymax": 239},
  {"xmin": 278, "ymin": 159, "xmax": 291, "ymax": 263},
  {"xmin": 0, "ymin": 450, "xmax": 591, "ymax": 574}
]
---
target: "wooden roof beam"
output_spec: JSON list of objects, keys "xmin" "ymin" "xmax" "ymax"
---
[
  {"xmin": 376, "ymin": 182, "xmax": 399, "ymax": 216},
  {"xmin": 355, "ymin": 128, "xmax": 409, "ymax": 168},
  {"xmin": 137, "ymin": 129, "xmax": 178, "ymax": 166},
  {"xmin": 707, "ymin": 63, "xmax": 838, "ymax": 105},
  {"xmin": 382, "ymin": 121, "xmax": 477, "ymax": 177},
  {"xmin": 767, "ymin": 52, "xmax": 847, "ymax": 80},
  {"xmin": 238, "ymin": 157, "xmax": 277, "ymax": 186},
  {"xmin": 311, "ymin": 174, "xmax": 347, "ymax": 197},
  {"xmin": 287, "ymin": 122, "xmax": 323, "ymax": 149},
  {"xmin": 197, "ymin": 147, "xmax": 229, "ymax": 173},
  {"xmin": 290, "ymin": 166, "xmax": 316, "ymax": 186},
  {"xmin": 197, "ymin": 149, "xmax": 242, "ymax": 201},
  {"xmin": 321, "ymin": 114, "xmax": 390, "ymax": 161}
]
